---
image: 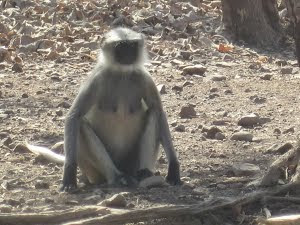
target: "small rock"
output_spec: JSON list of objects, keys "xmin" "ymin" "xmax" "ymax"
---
[
  {"xmin": 0, "ymin": 204, "xmax": 12, "ymax": 213},
  {"xmin": 175, "ymin": 124, "xmax": 185, "ymax": 132},
  {"xmin": 13, "ymin": 144, "xmax": 28, "ymax": 153},
  {"xmin": 275, "ymin": 60, "xmax": 288, "ymax": 66},
  {"xmin": 58, "ymin": 101, "xmax": 71, "ymax": 109},
  {"xmin": 272, "ymin": 142, "xmax": 293, "ymax": 154},
  {"xmin": 238, "ymin": 113, "xmax": 260, "ymax": 127},
  {"xmin": 232, "ymin": 163, "xmax": 260, "ymax": 176},
  {"xmin": 282, "ymin": 127, "xmax": 295, "ymax": 134},
  {"xmin": 139, "ymin": 176, "xmax": 166, "ymax": 188},
  {"xmin": 179, "ymin": 105, "xmax": 197, "ymax": 118},
  {"xmin": 203, "ymin": 126, "xmax": 222, "ymax": 139},
  {"xmin": 253, "ymin": 97, "xmax": 266, "ymax": 104},
  {"xmin": 56, "ymin": 110, "xmax": 63, "ymax": 117},
  {"xmin": 12, "ymin": 63, "xmax": 23, "ymax": 73},
  {"xmin": 210, "ymin": 87, "xmax": 218, "ymax": 92},
  {"xmin": 281, "ymin": 67, "xmax": 293, "ymax": 75},
  {"xmin": 51, "ymin": 75, "xmax": 62, "ymax": 82},
  {"xmin": 222, "ymin": 54, "xmax": 234, "ymax": 61},
  {"xmin": 182, "ymin": 65, "xmax": 207, "ymax": 76},
  {"xmin": 210, "ymin": 75, "xmax": 226, "ymax": 81},
  {"xmin": 212, "ymin": 120, "xmax": 229, "ymax": 126},
  {"xmin": 274, "ymin": 128, "xmax": 281, "ymax": 135},
  {"xmin": 157, "ymin": 84, "xmax": 166, "ymax": 94},
  {"xmin": 172, "ymin": 85, "xmax": 183, "ymax": 92},
  {"xmin": 231, "ymin": 132, "xmax": 253, "ymax": 142},
  {"xmin": 224, "ymin": 89, "xmax": 233, "ymax": 94},
  {"xmin": 260, "ymin": 74, "xmax": 272, "ymax": 80},
  {"xmin": 215, "ymin": 132, "xmax": 226, "ymax": 140},
  {"xmin": 99, "ymin": 193, "xmax": 127, "ymax": 208},
  {"xmin": 3, "ymin": 137, "xmax": 12, "ymax": 146},
  {"xmin": 208, "ymin": 93, "xmax": 219, "ymax": 99},
  {"xmin": 35, "ymin": 180, "xmax": 50, "ymax": 189},
  {"xmin": 22, "ymin": 93, "xmax": 29, "ymax": 98}
]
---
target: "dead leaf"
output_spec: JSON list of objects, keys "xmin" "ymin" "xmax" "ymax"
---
[{"xmin": 218, "ymin": 43, "xmax": 234, "ymax": 53}]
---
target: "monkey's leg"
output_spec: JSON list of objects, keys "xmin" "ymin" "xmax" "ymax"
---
[
  {"xmin": 77, "ymin": 120, "xmax": 122, "ymax": 185},
  {"xmin": 136, "ymin": 112, "xmax": 160, "ymax": 180}
]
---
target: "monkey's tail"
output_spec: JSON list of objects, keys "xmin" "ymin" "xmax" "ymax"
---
[{"xmin": 25, "ymin": 142, "xmax": 65, "ymax": 165}]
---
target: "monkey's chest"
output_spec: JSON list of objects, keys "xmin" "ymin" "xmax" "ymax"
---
[{"xmin": 85, "ymin": 98, "xmax": 147, "ymax": 159}]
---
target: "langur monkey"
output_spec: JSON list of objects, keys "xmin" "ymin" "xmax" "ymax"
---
[{"xmin": 27, "ymin": 27, "xmax": 181, "ymax": 191}]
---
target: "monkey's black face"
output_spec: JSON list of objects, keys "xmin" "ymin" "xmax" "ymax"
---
[{"xmin": 113, "ymin": 41, "xmax": 140, "ymax": 65}]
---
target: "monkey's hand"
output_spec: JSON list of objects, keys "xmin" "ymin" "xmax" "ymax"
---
[
  {"xmin": 60, "ymin": 164, "xmax": 78, "ymax": 192},
  {"xmin": 136, "ymin": 168, "xmax": 154, "ymax": 181},
  {"xmin": 115, "ymin": 173, "xmax": 138, "ymax": 187},
  {"xmin": 166, "ymin": 160, "xmax": 182, "ymax": 185}
]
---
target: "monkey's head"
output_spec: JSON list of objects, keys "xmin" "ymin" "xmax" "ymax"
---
[{"xmin": 100, "ymin": 28, "xmax": 146, "ymax": 67}]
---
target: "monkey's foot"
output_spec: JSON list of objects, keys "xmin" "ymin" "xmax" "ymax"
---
[
  {"xmin": 60, "ymin": 183, "xmax": 78, "ymax": 193},
  {"xmin": 136, "ymin": 169, "xmax": 154, "ymax": 181},
  {"xmin": 166, "ymin": 161, "xmax": 182, "ymax": 185}
]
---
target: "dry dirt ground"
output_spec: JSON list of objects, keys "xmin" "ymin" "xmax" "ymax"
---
[{"xmin": 1, "ymin": 1, "xmax": 300, "ymax": 225}]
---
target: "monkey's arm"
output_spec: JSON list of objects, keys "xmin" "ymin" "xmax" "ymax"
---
[
  {"xmin": 144, "ymin": 76, "xmax": 181, "ymax": 185},
  {"xmin": 62, "ymin": 77, "xmax": 99, "ymax": 191}
]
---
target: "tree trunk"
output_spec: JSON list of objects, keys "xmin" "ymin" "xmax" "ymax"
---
[
  {"xmin": 284, "ymin": 0, "xmax": 300, "ymax": 67},
  {"xmin": 222, "ymin": 0, "xmax": 283, "ymax": 46}
]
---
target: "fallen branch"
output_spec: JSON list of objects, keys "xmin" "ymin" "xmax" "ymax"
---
[
  {"xmin": 63, "ymin": 182, "xmax": 300, "ymax": 225},
  {"xmin": 1, "ymin": 182, "xmax": 299, "ymax": 225},
  {"xmin": 0, "ymin": 206, "xmax": 109, "ymax": 225},
  {"xmin": 263, "ymin": 196, "xmax": 300, "ymax": 204},
  {"xmin": 259, "ymin": 144, "xmax": 300, "ymax": 186}
]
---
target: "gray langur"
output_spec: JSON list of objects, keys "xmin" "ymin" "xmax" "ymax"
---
[{"xmin": 27, "ymin": 27, "xmax": 181, "ymax": 191}]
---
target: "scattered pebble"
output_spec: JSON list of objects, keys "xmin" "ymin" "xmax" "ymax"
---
[
  {"xmin": 260, "ymin": 74, "xmax": 272, "ymax": 80},
  {"xmin": 231, "ymin": 132, "xmax": 253, "ymax": 142},
  {"xmin": 175, "ymin": 124, "xmax": 185, "ymax": 132},
  {"xmin": 202, "ymin": 126, "xmax": 222, "ymax": 139},
  {"xmin": 56, "ymin": 109, "xmax": 63, "ymax": 117},
  {"xmin": 3, "ymin": 137, "xmax": 12, "ymax": 146},
  {"xmin": 12, "ymin": 63, "xmax": 23, "ymax": 73},
  {"xmin": 179, "ymin": 105, "xmax": 197, "ymax": 118},
  {"xmin": 157, "ymin": 84, "xmax": 166, "ymax": 94},
  {"xmin": 282, "ymin": 126, "xmax": 295, "ymax": 134},
  {"xmin": 281, "ymin": 67, "xmax": 293, "ymax": 75},
  {"xmin": 182, "ymin": 65, "xmax": 207, "ymax": 76},
  {"xmin": 99, "ymin": 193, "xmax": 127, "ymax": 208},
  {"xmin": 22, "ymin": 93, "xmax": 29, "ymax": 98},
  {"xmin": 231, "ymin": 163, "xmax": 260, "ymax": 176},
  {"xmin": 238, "ymin": 113, "xmax": 260, "ymax": 127},
  {"xmin": 210, "ymin": 75, "xmax": 226, "ymax": 81},
  {"xmin": 35, "ymin": 180, "xmax": 50, "ymax": 189},
  {"xmin": 13, "ymin": 143, "xmax": 28, "ymax": 153},
  {"xmin": 172, "ymin": 85, "xmax": 183, "ymax": 92}
]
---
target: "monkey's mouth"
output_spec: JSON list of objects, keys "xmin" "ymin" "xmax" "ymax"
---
[{"xmin": 114, "ymin": 41, "xmax": 139, "ymax": 65}]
